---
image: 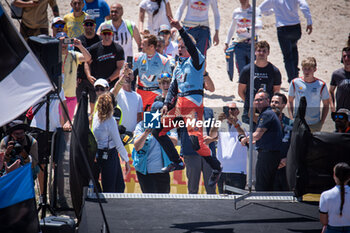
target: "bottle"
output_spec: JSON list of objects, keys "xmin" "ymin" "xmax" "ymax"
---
[{"xmin": 87, "ymin": 180, "xmax": 94, "ymax": 197}]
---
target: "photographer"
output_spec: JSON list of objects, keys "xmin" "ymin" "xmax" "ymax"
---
[
  {"xmin": 204, "ymin": 103, "xmax": 248, "ymax": 193},
  {"xmin": 0, "ymin": 120, "xmax": 38, "ymax": 177}
]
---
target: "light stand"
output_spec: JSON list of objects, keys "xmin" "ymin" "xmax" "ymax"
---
[{"xmin": 37, "ymin": 93, "xmax": 56, "ymax": 219}]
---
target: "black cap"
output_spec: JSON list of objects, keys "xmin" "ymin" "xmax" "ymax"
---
[{"xmin": 6, "ymin": 120, "xmax": 29, "ymax": 135}]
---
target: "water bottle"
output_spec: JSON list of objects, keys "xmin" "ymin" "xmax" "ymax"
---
[{"xmin": 87, "ymin": 180, "xmax": 94, "ymax": 197}]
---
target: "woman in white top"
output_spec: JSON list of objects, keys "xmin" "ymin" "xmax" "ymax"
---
[
  {"xmin": 92, "ymin": 93, "xmax": 130, "ymax": 193},
  {"xmin": 139, "ymin": 0, "xmax": 173, "ymax": 35},
  {"xmin": 319, "ymin": 162, "xmax": 350, "ymax": 233}
]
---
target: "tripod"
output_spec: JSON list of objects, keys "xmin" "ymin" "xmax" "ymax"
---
[{"xmin": 37, "ymin": 94, "xmax": 56, "ymax": 219}]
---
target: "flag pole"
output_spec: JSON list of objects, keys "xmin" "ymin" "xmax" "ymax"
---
[{"xmin": 248, "ymin": 0, "xmax": 257, "ymax": 192}]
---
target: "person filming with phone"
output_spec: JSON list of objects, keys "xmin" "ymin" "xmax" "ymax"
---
[{"xmin": 204, "ymin": 102, "xmax": 248, "ymax": 193}]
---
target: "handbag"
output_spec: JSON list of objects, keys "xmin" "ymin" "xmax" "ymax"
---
[{"xmin": 10, "ymin": 1, "xmax": 23, "ymax": 19}]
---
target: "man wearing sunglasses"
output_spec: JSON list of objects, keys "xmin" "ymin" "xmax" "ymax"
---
[
  {"xmin": 329, "ymin": 47, "xmax": 350, "ymax": 112},
  {"xmin": 240, "ymin": 90, "xmax": 282, "ymax": 191},
  {"xmin": 332, "ymin": 108, "xmax": 350, "ymax": 133},
  {"xmin": 85, "ymin": 23, "xmax": 125, "ymax": 89},
  {"xmin": 51, "ymin": 17, "xmax": 65, "ymax": 37},
  {"xmin": 76, "ymin": 15, "xmax": 101, "ymax": 114},
  {"xmin": 99, "ymin": 4, "xmax": 142, "ymax": 69}
]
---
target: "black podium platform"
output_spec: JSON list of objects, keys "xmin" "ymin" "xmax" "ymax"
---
[{"xmin": 79, "ymin": 193, "xmax": 321, "ymax": 233}]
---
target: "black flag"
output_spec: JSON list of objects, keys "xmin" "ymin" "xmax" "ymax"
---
[{"xmin": 69, "ymin": 92, "xmax": 97, "ymax": 218}]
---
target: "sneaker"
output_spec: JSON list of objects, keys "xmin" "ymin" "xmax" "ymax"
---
[
  {"xmin": 208, "ymin": 169, "xmax": 222, "ymax": 187},
  {"xmin": 161, "ymin": 161, "xmax": 185, "ymax": 173}
]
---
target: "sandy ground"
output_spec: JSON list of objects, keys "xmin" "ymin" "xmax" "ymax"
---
[{"xmin": 3, "ymin": 0, "xmax": 350, "ymax": 131}]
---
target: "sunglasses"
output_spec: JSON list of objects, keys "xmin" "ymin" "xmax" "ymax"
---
[
  {"xmin": 84, "ymin": 22, "xmax": 95, "ymax": 27},
  {"xmin": 159, "ymin": 31, "xmax": 170, "ymax": 35},
  {"xmin": 101, "ymin": 31, "xmax": 113, "ymax": 36},
  {"xmin": 229, "ymin": 107, "xmax": 238, "ymax": 111},
  {"xmin": 334, "ymin": 114, "xmax": 346, "ymax": 120},
  {"xmin": 160, "ymin": 73, "xmax": 171, "ymax": 79},
  {"xmin": 53, "ymin": 24, "xmax": 65, "ymax": 29},
  {"xmin": 95, "ymin": 86, "xmax": 106, "ymax": 92}
]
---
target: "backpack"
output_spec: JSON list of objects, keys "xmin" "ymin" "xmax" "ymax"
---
[{"xmin": 105, "ymin": 19, "xmax": 134, "ymax": 37}]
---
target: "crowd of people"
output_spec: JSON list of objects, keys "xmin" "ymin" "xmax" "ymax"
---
[{"xmin": 1, "ymin": 0, "xmax": 350, "ymax": 230}]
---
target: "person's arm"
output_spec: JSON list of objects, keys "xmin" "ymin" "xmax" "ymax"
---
[
  {"xmin": 111, "ymin": 63, "xmax": 129, "ymax": 97},
  {"xmin": 288, "ymin": 96, "xmax": 295, "ymax": 120},
  {"xmin": 298, "ymin": 0, "xmax": 313, "ymax": 34},
  {"xmin": 238, "ymin": 83, "xmax": 247, "ymax": 102},
  {"xmin": 273, "ymin": 85, "xmax": 281, "ymax": 93},
  {"xmin": 225, "ymin": 14, "xmax": 236, "ymax": 51},
  {"xmin": 320, "ymin": 99, "xmax": 330, "ymax": 125},
  {"xmin": 169, "ymin": 135, "xmax": 178, "ymax": 147},
  {"xmin": 108, "ymin": 118, "xmax": 129, "ymax": 162},
  {"xmin": 138, "ymin": 7, "xmax": 146, "ymax": 35},
  {"xmin": 132, "ymin": 25, "xmax": 142, "ymax": 51},
  {"xmin": 74, "ymin": 39, "xmax": 91, "ymax": 63},
  {"xmin": 107, "ymin": 60, "xmax": 124, "ymax": 83},
  {"xmin": 28, "ymin": 138, "xmax": 38, "ymax": 168},
  {"xmin": 49, "ymin": 0, "xmax": 59, "ymax": 17},
  {"xmin": 319, "ymin": 213, "xmax": 328, "ymax": 232},
  {"xmin": 240, "ymin": 127, "xmax": 267, "ymax": 146},
  {"xmin": 164, "ymin": 77, "xmax": 178, "ymax": 110},
  {"xmin": 174, "ymin": 0, "xmax": 187, "ymax": 21},
  {"xmin": 204, "ymin": 73, "xmax": 215, "ymax": 92},
  {"xmin": 165, "ymin": 1, "xmax": 173, "ymax": 19},
  {"xmin": 329, "ymin": 85, "xmax": 336, "ymax": 112},
  {"xmin": 258, "ymin": 0, "xmax": 273, "ymax": 16},
  {"xmin": 61, "ymin": 99, "xmax": 72, "ymax": 131},
  {"xmin": 134, "ymin": 128, "xmax": 152, "ymax": 151},
  {"xmin": 84, "ymin": 61, "xmax": 96, "ymax": 85},
  {"xmin": 211, "ymin": 0, "xmax": 220, "ymax": 46},
  {"xmin": 13, "ymin": 0, "xmax": 39, "ymax": 8}
]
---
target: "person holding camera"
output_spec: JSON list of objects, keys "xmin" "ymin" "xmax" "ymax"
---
[
  {"xmin": 204, "ymin": 102, "xmax": 248, "ymax": 193},
  {"xmin": 57, "ymin": 31, "xmax": 91, "ymax": 121},
  {"xmin": 0, "ymin": 120, "xmax": 38, "ymax": 177}
]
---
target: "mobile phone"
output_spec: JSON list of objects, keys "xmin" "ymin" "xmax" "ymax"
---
[
  {"xmin": 126, "ymin": 57, "xmax": 133, "ymax": 69},
  {"xmin": 223, "ymin": 106, "xmax": 229, "ymax": 118},
  {"xmin": 63, "ymin": 38, "xmax": 74, "ymax": 44}
]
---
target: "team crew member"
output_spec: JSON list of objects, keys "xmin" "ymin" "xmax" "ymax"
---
[
  {"xmin": 152, "ymin": 18, "xmax": 222, "ymax": 187},
  {"xmin": 240, "ymin": 91, "xmax": 282, "ymax": 191},
  {"xmin": 85, "ymin": 23, "xmax": 125, "ymax": 88},
  {"xmin": 100, "ymin": 3, "xmax": 142, "ymax": 64},
  {"xmin": 133, "ymin": 34, "xmax": 171, "ymax": 111}
]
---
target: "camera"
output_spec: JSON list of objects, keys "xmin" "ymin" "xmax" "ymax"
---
[
  {"xmin": 7, "ymin": 141, "xmax": 25, "ymax": 165},
  {"xmin": 63, "ymin": 38, "xmax": 74, "ymax": 44}
]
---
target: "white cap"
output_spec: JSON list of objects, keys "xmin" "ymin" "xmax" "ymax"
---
[
  {"xmin": 51, "ymin": 17, "xmax": 65, "ymax": 26},
  {"xmin": 94, "ymin": 79, "xmax": 109, "ymax": 88},
  {"xmin": 159, "ymin": 24, "xmax": 171, "ymax": 32}
]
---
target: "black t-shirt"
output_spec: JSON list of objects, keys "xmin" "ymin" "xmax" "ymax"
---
[
  {"xmin": 88, "ymin": 41, "xmax": 125, "ymax": 80},
  {"xmin": 239, "ymin": 62, "xmax": 282, "ymax": 110},
  {"xmin": 256, "ymin": 107, "xmax": 282, "ymax": 151},
  {"xmin": 330, "ymin": 68, "xmax": 350, "ymax": 110},
  {"xmin": 76, "ymin": 34, "xmax": 101, "ymax": 80}
]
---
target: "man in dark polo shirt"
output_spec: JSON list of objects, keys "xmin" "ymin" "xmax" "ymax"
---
[{"xmin": 240, "ymin": 90, "xmax": 282, "ymax": 191}]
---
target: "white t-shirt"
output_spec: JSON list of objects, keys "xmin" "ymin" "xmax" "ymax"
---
[
  {"xmin": 319, "ymin": 185, "xmax": 350, "ymax": 227},
  {"xmin": 139, "ymin": 0, "xmax": 170, "ymax": 35},
  {"xmin": 116, "ymin": 89, "xmax": 143, "ymax": 132},
  {"xmin": 217, "ymin": 122, "xmax": 247, "ymax": 174},
  {"xmin": 288, "ymin": 77, "xmax": 329, "ymax": 125},
  {"xmin": 164, "ymin": 41, "xmax": 178, "ymax": 58},
  {"xmin": 175, "ymin": 0, "xmax": 220, "ymax": 30},
  {"xmin": 30, "ymin": 90, "xmax": 66, "ymax": 132},
  {"xmin": 110, "ymin": 20, "xmax": 135, "ymax": 59}
]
